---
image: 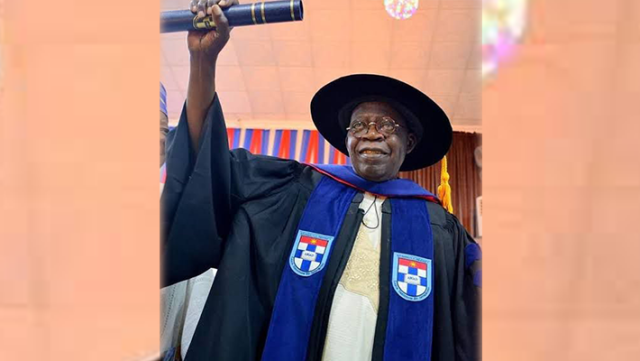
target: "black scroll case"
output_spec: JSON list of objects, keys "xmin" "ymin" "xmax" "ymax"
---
[{"xmin": 161, "ymin": 0, "xmax": 304, "ymax": 33}]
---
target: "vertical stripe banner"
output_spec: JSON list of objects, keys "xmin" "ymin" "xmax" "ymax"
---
[
  {"xmin": 227, "ymin": 128, "xmax": 235, "ymax": 148},
  {"xmin": 306, "ymin": 130, "xmax": 319, "ymax": 164},
  {"xmin": 162, "ymin": 127, "xmax": 351, "ymax": 186},
  {"xmin": 272, "ymin": 129, "xmax": 283, "ymax": 157},
  {"xmin": 290, "ymin": 130, "xmax": 298, "ymax": 161},
  {"xmin": 230, "ymin": 128, "xmax": 241, "ymax": 149},
  {"xmin": 249, "ymin": 129, "xmax": 262, "ymax": 154},
  {"xmin": 328, "ymin": 145, "xmax": 347, "ymax": 165},
  {"xmin": 318, "ymin": 132, "xmax": 326, "ymax": 164},
  {"xmin": 279, "ymin": 130, "xmax": 291, "ymax": 159},
  {"xmin": 261, "ymin": 130, "xmax": 271, "ymax": 155},
  {"xmin": 299, "ymin": 130, "xmax": 311, "ymax": 163},
  {"xmin": 243, "ymin": 129, "xmax": 254, "ymax": 150}
]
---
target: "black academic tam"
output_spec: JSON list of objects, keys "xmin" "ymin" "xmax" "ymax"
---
[{"xmin": 161, "ymin": 97, "xmax": 480, "ymax": 361}]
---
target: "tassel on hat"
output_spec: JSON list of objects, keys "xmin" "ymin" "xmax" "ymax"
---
[{"xmin": 437, "ymin": 155, "xmax": 453, "ymax": 213}]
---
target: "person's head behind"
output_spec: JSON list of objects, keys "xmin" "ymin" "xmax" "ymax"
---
[
  {"xmin": 345, "ymin": 101, "xmax": 418, "ymax": 182},
  {"xmin": 160, "ymin": 110, "xmax": 169, "ymax": 165},
  {"xmin": 160, "ymin": 83, "xmax": 169, "ymax": 165}
]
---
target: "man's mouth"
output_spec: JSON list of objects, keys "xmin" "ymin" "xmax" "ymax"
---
[{"xmin": 358, "ymin": 148, "xmax": 389, "ymax": 159}]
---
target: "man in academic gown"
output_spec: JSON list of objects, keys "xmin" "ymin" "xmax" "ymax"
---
[
  {"xmin": 161, "ymin": 1, "xmax": 481, "ymax": 360},
  {"xmin": 160, "ymin": 82, "xmax": 216, "ymax": 361}
]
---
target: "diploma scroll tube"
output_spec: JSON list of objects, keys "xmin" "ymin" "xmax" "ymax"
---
[{"xmin": 161, "ymin": 0, "xmax": 304, "ymax": 33}]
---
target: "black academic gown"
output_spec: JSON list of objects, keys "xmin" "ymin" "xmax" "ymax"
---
[{"xmin": 161, "ymin": 96, "xmax": 481, "ymax": 361}]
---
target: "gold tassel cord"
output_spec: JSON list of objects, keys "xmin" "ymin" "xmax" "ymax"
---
[{"xmin": 437, "ymin": 155, "xmax": 453, "ymax": 214}]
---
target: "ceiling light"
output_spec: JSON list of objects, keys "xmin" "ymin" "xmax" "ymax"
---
[{"xmin": 384, "ymin": 0, "xmax": 419, "ymax": 20}]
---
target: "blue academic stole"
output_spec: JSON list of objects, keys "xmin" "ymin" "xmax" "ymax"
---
[{"xmin": 261, "ymin": 165, "xmax": 437, "ymax": 361}]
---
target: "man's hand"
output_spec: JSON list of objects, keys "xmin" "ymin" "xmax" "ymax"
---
[{"xmin": 187, "ymin": 0, "xmax": 238, "ymax": 60}]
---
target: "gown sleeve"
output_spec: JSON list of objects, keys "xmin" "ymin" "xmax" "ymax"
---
[
  {"xmin": 450, "ymin": 214, "xmax": 481, "ymax": 361},
  {"xmin": 161, "ymin": 95, "xmax": 303, "ymax": 287}
]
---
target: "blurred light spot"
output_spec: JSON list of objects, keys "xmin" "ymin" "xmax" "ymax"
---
[
  {"xmin": 384, "ymin": 0, "xmax": 419, "ymax": 20},
  {"xmin": 483, "ymin": 0, "xmax": 527, "ymax": 79}
]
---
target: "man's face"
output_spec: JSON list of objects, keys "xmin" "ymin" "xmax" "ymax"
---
[{"xmin": 346, "ymin": 102, "xmax": 417, "ymax": 182}]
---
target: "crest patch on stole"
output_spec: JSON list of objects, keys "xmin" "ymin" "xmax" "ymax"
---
[
  {"xmin": 392, "ymin": 252, "xmax": 432, "ymax": 302},
  {"xmin": 289, "ymin": 230, "xmax": 334, "ymax": 277}
]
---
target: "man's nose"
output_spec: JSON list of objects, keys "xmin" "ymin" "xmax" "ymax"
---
[{"xmin": 361, "ymin": 123, "xmax": 384, "ymax": 140}]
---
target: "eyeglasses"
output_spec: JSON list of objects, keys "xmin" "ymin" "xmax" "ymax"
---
[{"xmin": 346, "ymin": 117, "xmax": 401, "ymax": 137}]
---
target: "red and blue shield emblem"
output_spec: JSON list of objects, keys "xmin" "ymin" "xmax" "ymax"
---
[
  {"xmin": 289, "ymin": 230, "xmax": 334, "ymax": 277},
  {"xmin": 392, "ymin": 252, "xmax": 432, "ymax": 301}
]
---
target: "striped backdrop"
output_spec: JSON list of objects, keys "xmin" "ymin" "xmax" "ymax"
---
[{"xmin": 161, "ymin": 127, "xmax": 350, "ymax": 184}]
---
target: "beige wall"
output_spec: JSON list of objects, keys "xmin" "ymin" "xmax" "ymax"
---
[
  {"xmin": 484, "ymin": 0, "xmax": 640, "ymax": 359},
  {"xmin": 0, "ymin": 1, "xmax": 160, "ymax": 360}
]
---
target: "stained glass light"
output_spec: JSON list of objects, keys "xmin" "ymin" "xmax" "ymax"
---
[
  {"xmin": 482, "ymin": 0, "xmax": 527, "ymax": 78},
  {"xmin": 384, "ymin": 0, "xmax": 419, "ymax": 20}
]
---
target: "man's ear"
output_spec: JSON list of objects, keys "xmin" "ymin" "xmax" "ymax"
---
[{"xmin": 406, "ymin": 133, "xmax": 418, "ymax": 154}]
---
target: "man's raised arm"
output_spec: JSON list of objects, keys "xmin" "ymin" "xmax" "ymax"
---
[{"xmin": 185, "ymin": 0, "xmax": 237, "ymax": 152}]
